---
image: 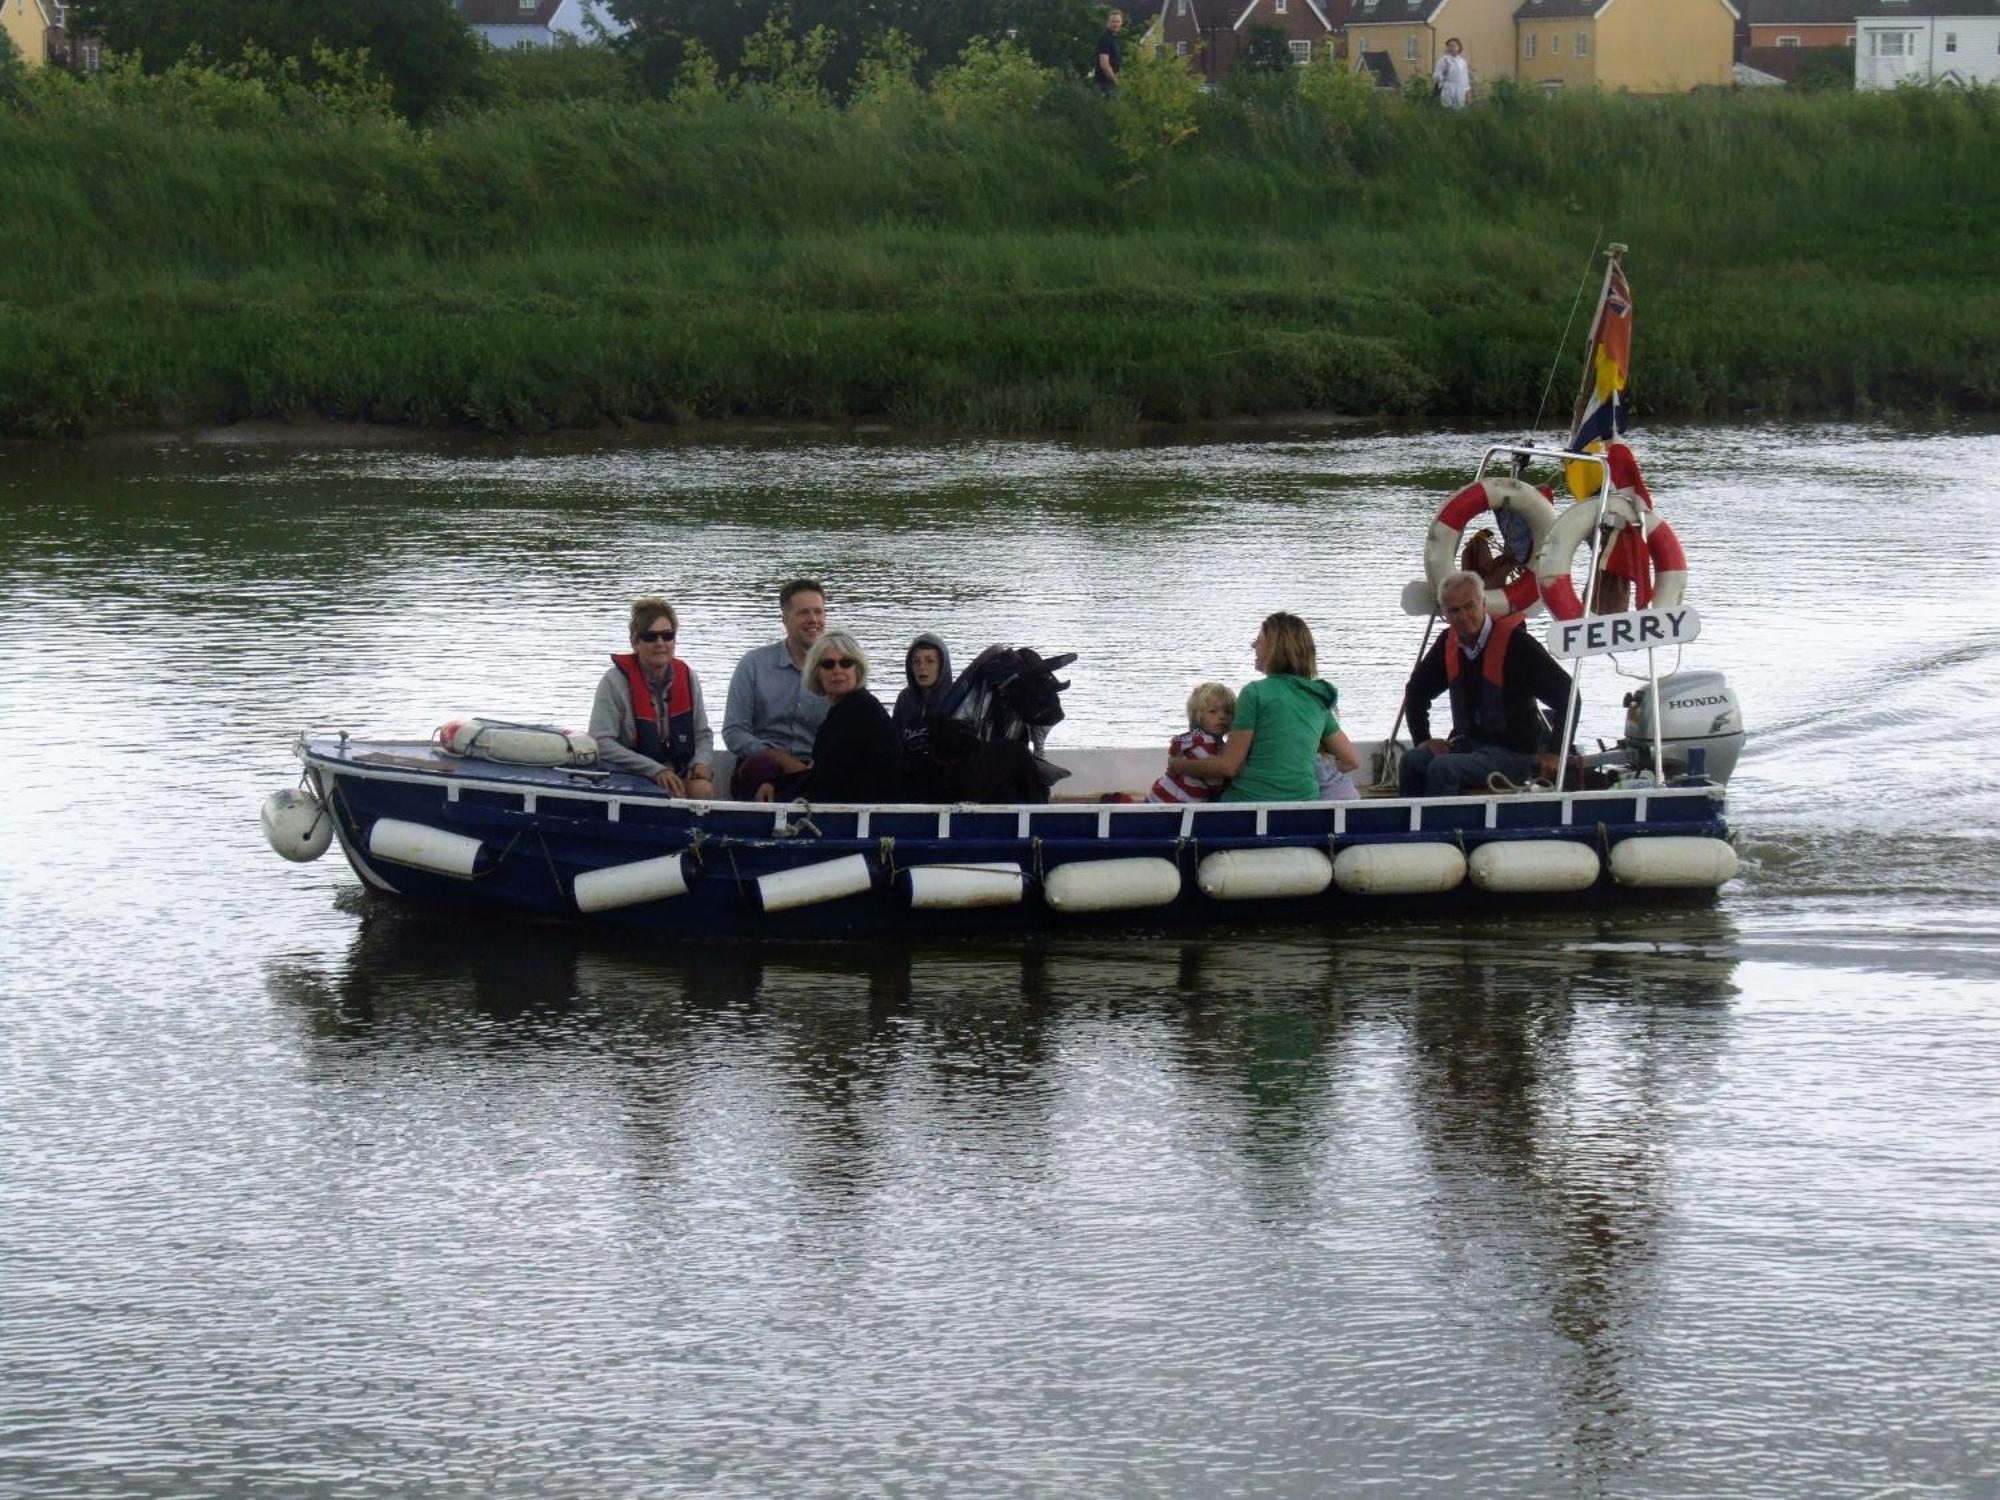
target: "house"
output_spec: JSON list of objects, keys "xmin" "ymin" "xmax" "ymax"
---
[
  {"xmin": 1147, "ymin": 0, "xmax": 1339, "ymax": 79},
  {"xmin": 1346, "ymin": 0, "xmax": 1517, "ymax": 96},
  {"xmin": 456, "ymin": 0, "xmax": 627, "ymax": 50},
  {"xmin": 1741, "ymin": 0, "xmax": 1859, "ymax": 49},
  {"xmin": 1513, "ymin": 0, "xmax": 1739, "ymax": 91},
  {"xmin": 1234, "ymin": 0, "xmax": 1341, "ymax": 69},
  {"xmin": 1853, "ymin": 0, "xmax": 2000, "ymax": 86},
  {"xmin": 2, "ymin": 0, "xmax": 55, "ymax": 65},
  {"xmin": 3, "ymin": 0, "xmax": 97, "ymax": 71}
]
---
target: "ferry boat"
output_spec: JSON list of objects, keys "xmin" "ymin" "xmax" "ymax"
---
[{"xmin": 263, "ymin": 432, "xmax": 1744, "ymax": 939}]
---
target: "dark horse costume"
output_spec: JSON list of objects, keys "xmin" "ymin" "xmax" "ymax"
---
[{"xmin": 905, "ymin": 646, "xmax": 1076, "ymax": 804}]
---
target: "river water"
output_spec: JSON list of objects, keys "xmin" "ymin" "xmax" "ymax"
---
[{"xmin": 3, "ymin": 423, "xmax": 1998, "ymax": 1497}]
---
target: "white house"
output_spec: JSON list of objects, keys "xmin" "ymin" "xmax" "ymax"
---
[
  {"xmin": 1854, "ymin": 0, "xmax": 2000, "ymax": 87},
  {"xmin": 458, "ymin": 0, "xmax": 628, "ymax": 50}
]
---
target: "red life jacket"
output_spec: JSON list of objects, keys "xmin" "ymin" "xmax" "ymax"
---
[
  {"xmin": 611, "ymin": 653, "xmax": 696, "ymax": 772},
  {"xmin": 1443, "ymin": 612, "xmax": 1524, "ymax": 742}
]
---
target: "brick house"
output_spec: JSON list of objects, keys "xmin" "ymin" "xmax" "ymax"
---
[
  {"xmin": 1513, "ymin": 0, "xmax": 1739, "ymax": 91},
  {"xmin": 1149, "ymin": 0, "xmax": 1340, "ymax": 79},
  {"xmin": 1742, "ymin": 0, "xmax": 1860, "ymax": 48},
  {"xmin": 1232, "ymin": 0, "xmax": 1342, "ymax": 69}
]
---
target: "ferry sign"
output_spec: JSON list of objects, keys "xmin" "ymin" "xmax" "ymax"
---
[{"xmin": 1545, "ymin": 605, "xmax": 1702, "ymax": 659}]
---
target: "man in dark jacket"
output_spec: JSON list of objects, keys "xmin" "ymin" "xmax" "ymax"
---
[
  {"xmin": 1399, "ymin": 569, "xmax": 1577, "ymax": 797},
  {"xmin": 1094, "ymin": 9, "xmax": 1123, "ymax": 94}
]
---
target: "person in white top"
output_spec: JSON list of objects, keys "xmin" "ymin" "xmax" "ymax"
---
[{"xmin": 1433, "ymin": 37, "xmax": 1471, "ymax": 109}]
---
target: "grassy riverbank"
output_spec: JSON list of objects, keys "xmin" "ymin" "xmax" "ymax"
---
[{"xmin": 1, "ymin": 71, "xmax": 1996, "ymax": 437}]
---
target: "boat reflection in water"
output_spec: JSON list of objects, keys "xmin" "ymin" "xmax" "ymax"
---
[{"xmin": 264, "ymin": 899, "xmax": 1738, "ymax": 1479}]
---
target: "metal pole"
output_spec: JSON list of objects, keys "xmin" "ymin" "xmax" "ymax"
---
[
  {"xmin": 1382, "ymin": 612, "xmax": 1439, "ymax": 776},
  {"xmin": 1568, "ymin": 245, "xmax": 1625, "ymax": 445},
  {"xmin": 1553, "ymin": 447, "xmax": 1610, "ymax": 793}
]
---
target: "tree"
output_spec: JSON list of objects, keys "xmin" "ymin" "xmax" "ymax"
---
[{"xmin": 65, "ymin": 0, "xmax": 483, "ymax": 119}]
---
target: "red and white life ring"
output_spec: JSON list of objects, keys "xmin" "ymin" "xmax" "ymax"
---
[
  {"xmin": 1423, "ymin": 478, "xmax": 1559, "ymax": 617},
  {"xmin": 1533, "ymin": 491, "xmax": 1688, "ymax": 621}
]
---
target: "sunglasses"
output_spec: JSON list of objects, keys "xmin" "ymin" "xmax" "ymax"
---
[
  {"xmin": 819, "ymin": 657, "xmax": 858, "ymax": 671},
  {"xmin": 636, "ymin": 629, "xmax": 676, "ymax": 643}
]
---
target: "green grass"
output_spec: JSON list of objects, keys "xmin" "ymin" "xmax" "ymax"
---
[{"xmin": 0, "ymin": 79, "xmax": 1995, "ymax": 437}]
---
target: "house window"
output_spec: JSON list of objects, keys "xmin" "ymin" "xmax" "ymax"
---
[
  {"xmin": 519, "ymin": 0, "xmax": 536, "ymax": 9},
  {"xmin": 1776, "ymin": 34, "xmax": 1800, "ymax": 46},
  {"xmin": 1291, "ymin": 38, "xmax": 1312, "ymax": 62},
  {"xmin": 1403, "ymin": 35, "xmax": 1417, "ymax": 59},
  {"xmin": 1176, "ymin": 0, "xmax": 1188, "ymax": 11},
  {"xmin": 1524, "ymin": 32, "xmax": 1537, "ymax": 58},
  {"xmin": 1870, "ymin": 29, "xmax": 1912, "ymax": 55},
  {"xmin": 1275, "ymin": 0, "xmax": 1288, "ymax": 11},
  {"xmin": 1944, "ymin": 31, "xmax": 1957, "ymax": 51},
  {"xmin": 1551, "ymin": 31, "xmax": 1561, "ymax": 53},
  {"xmin": 1176, "ymin": 39, "xmax": 1189, "ymax": 54},
  {"xmin": 1575, "ymin": 30, "xmax": 1589, "ymax": 55},
  {"xmin": 1541, "ymin": 79, "xmax": 1563, "ymax": 92}
]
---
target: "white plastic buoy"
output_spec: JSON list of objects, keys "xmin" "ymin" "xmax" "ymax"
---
[
  {"xmin": 904, "ymin": 863, "xmax": 1025, "ymax": 910},
  {"xmin": 1333, "ymin": 842, "xmax": 1466, "ymax": 895},
  {"xmin": 369, "ymin": 818, "xmax": 485, "ymax": 879},
  {"xmin": 755, "ymin": 854, "xmax": 874, "ymax": 914},
  {"xmin": 1468, "ymin": 840, "xmax": 1601, "ymax": 893},
  {"xmin": 1042, "ymin": 857, "xmax": 1182, "ymax": 913},
  {"xmin": 1609, "ymin": 836, "xmax": 1739, "ymax": 889},
  {"xmin": 573, "ymin": 852, "xmax": 693, "ymax": 913},
  {"xmin": 1197, "ymin": 847, "xmax": 1334, "ymax": 902},
  {"xmin": 437, "ymin": 719, "xmax": 598, "ymax": 767},
  {"xmin": 261, "ymin": 788, "xmax": 332, "ymax": 863}
]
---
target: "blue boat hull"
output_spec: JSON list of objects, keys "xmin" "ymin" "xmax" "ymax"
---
[{"xmin": 296, "ymin": 735, "xmax": 1733, "ymax": 939}]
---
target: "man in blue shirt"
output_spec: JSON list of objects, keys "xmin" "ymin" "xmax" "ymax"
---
[{"xmin": 724, "ymin": 579, "xmax": 832, "ymax": 799}]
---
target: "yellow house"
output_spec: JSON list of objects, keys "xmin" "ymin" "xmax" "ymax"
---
[
  {"xmin": 1347, "ymin": 0, "xmax": 1519, "ymax": 95},
  {"xmin": 2, "ymin": 0, "xmax": 56, "ymax": 66},
  {"xmin": 1513, "ymin": 0, "xmax": 1739, "ymax": 91}
]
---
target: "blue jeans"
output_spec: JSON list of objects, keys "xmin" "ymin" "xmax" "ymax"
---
[{"xmin": 1399, "ymin": 741, "xmax": 1535, "ymax": 798}]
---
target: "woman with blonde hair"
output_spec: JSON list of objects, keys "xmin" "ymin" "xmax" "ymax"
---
[
  {"xmin": 754, "ymin": 631, "xmax": 903, "ymax": 803},
  {"xmin": 1166, "ymin": 611, "xmax": 1361, "ymax": 802}
]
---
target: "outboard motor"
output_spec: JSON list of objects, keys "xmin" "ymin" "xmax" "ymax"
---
[{"xmin": 1621, "ymin": 669, "xmax": 1745, "ymax": 783}]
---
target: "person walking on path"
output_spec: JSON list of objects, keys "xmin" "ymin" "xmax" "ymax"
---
[
  {"xmin": 1433, "ymin": 37, "xmax": 1471, "ymax": 108},
  {"xmin": 1095, "ymin": 10, "xmax": 1124, "ymax": 96}
]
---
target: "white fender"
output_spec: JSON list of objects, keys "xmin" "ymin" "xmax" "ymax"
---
[
  {"xmin": 1534, "ymin": 490, "xmax": 1689, "ymax": 621},
  {"xmin": 1043, "ymin": 857, "xmax": 1182, "ymax": 913},
  {"xmin": 1467, "ymin": 840, "xmax": 1601, "ymax": 893},
  {"xmin": 1424, "ymin": 478, "xmax": 1559, "ymax": 618},
  {"xmin": 369, "ymin": 818, "xmax": 485, "ymax": 878},
  {"xmin": 438, "ymin": 718, "xmax": 598, "ymax": 767},
  {"xmin": 1333, "ymin": 843, "xmax": 1466, "ymax": 895},
  {"xmin": 1608, "ymin": 836, "xmax": 1738, "ymax": 889},
  {"xmin": 1197, "ymin": 847, "xmax": 1334, "ymax": 901},
  {"xmin": 574, "ymin": 852, "xmax": 693, "ymax": 912},
  {"xmin": 756, "ymin": 854, "xmax": 874, "ymax": 914},
  {"xmin": 261, "ymin": 788, "xmax": 332, "ymax": 863},
  {"xmin": 904, "ymin": 863, "xmax": 1026, "ymax": 910}
]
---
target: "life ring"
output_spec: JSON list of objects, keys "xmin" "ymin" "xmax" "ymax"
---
[
  {"xmin": 1423, "ymin": 478, "xmax": 1559, "ymax": 617},
  {"xmin": 1533, "ymin": 491, "xmax": 1688, "ymax": 621}
]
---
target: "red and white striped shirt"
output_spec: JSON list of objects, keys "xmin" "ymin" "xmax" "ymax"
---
[{"xmin": 1149, "ymin": 728, "xmax": 1226, "ymax": 804}]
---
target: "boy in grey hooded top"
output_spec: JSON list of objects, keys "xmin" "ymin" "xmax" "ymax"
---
[{"xmin": 892, "ymin": 633, "xmax": 954, "ymax": 756}]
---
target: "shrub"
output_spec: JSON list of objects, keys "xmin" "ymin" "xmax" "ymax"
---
[
  {"xmin": 930, "ymin": 37, "xmax": 1055, "ymax": 124},
  {"xmin": 1108, "ymin": 45, "xmax": 1203, "ymax": 169}
]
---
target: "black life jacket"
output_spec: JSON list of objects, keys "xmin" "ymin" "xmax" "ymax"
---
[
  {"xmin": 1443, "ymin": 612, "xmax": 1525, "ymax": 742},
  {"xmin": 611, "ymin": 653, "xmax": 695, "ymax": 773}
]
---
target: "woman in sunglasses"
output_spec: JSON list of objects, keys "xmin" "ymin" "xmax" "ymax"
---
[
  {"xmin": 590, "ymin": 595, "xmax": 716, "ymax": 798},
  {"xmin": 755, "ymin": 631, "xmax": 902, "ymax": 804}
]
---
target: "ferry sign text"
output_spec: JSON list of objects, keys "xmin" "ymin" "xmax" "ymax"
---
[{"xmin": 1545, "ymin": 605, "xmax": 1702, "ymax": 659}]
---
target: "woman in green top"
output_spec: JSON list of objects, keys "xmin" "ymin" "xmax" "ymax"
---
[{"xmin": 1168, "ymin": 612, "xmax": 1362, "ymax": 802}]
